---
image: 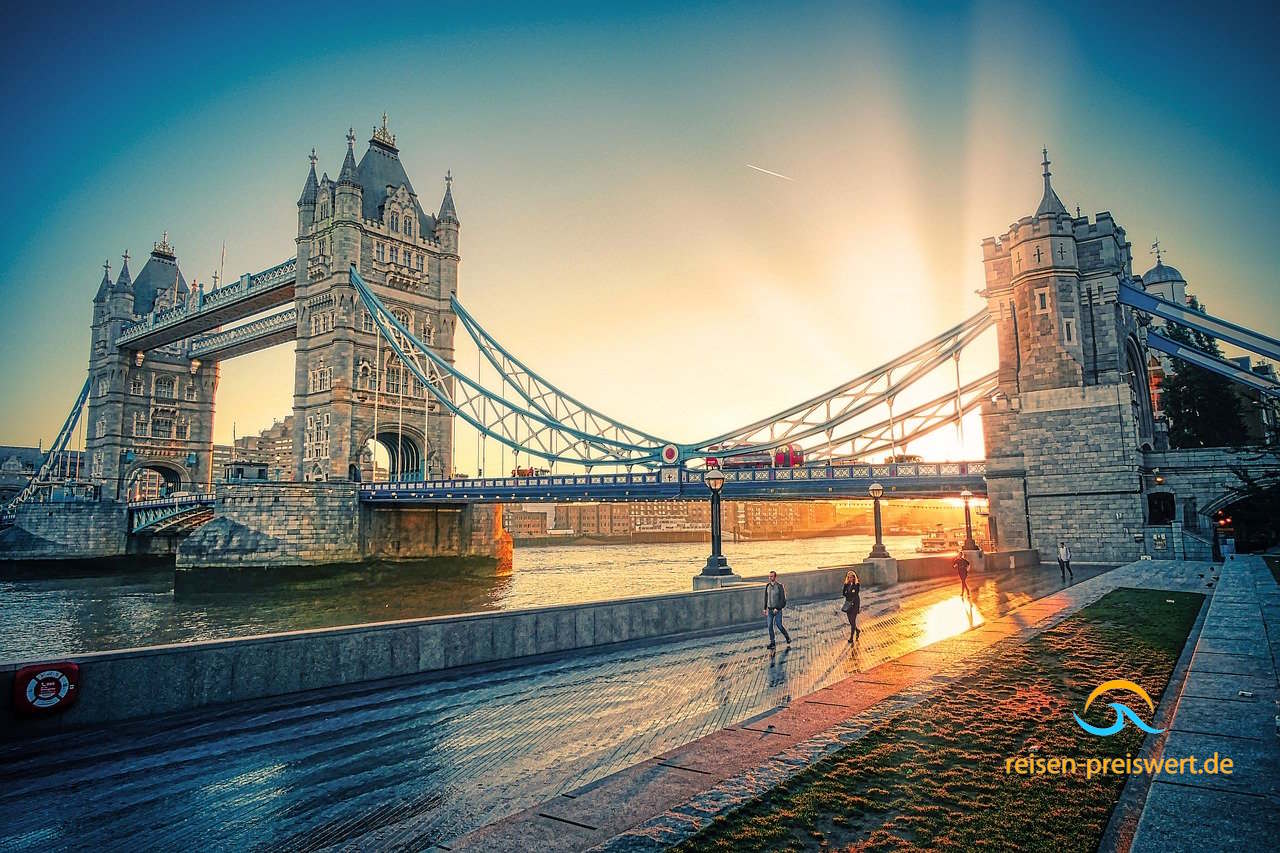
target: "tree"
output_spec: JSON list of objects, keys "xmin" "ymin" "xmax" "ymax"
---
[{"xmin": 1160, "ymin": 296, "xmax": 1248, "ymax": 449}]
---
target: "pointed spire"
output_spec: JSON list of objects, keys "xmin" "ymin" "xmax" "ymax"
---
[
  {"xmin": 298, "ymin": 148, "xmax": 319, "ymax": 206},
  {"xmin": 113, "ymin": 250, "xmax": 133, "ymax": 294},
  {"xmin": 94, "ymin": 259, "xmax": 112, "ymax": 303},
  {"xmin": 339, "ymin": 128, "xmax": 359, "ymax": 184},
  {"xmin": 1036, "ymin": 147, "xmax": 1068, "ymax": 217},
  {"xmin": 438, "ymin": 170, "xmax": 459, "ymax": 224}
]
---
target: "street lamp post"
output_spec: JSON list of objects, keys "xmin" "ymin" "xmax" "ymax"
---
[
  {"xmin": 868, "ymin": 482, "xmax": 890, "ymax": 559},
  {"xmin": 701, "ymin": 468, "xmax": 731, "ymax": 576},
  {"xmin": 960, "ymin": 489, "xmax": 978, "ymax": 550}
]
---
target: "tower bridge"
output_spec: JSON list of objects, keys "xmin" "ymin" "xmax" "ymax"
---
[{"xmin": 2, "ymin": 131, "xmax": 1278, "ymax": 572}]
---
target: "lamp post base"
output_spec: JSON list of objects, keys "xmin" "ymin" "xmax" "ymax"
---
[
  {"xmin": 694, "ymin": 555, "xmax": 741, "ymax": 589},
  {"xmin": 867, "ymin": 543, "xmax": 891, "ymax": 560},
  {"xmin": 693, "ymin": 570, "xmax": 744, "ymax": 590},
  {"xmin": 701, "ymin": 554, "xmax": 734, "ymax": 575}
]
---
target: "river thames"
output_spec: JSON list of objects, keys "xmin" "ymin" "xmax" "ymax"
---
[{"xmin": 1, "ymin": 533, "xmax": 922, "ymax": 661}]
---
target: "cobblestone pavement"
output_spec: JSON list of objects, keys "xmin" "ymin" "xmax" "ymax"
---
[{"xmin": 0, "ymin": 563, "xmax": 1112, "ymax": 852}]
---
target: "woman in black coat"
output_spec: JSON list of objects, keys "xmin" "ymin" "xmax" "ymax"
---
[{"xmin": 842, "ymin": 569, "xmax": 861, "ymax": 642}]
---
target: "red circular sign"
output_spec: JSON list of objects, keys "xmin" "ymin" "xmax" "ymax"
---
[{"xmin": 662, "ymin": 444, "xmax": 679, "ymax": 464}]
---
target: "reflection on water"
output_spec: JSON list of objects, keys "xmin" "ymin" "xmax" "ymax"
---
[
  {"xmin": 1, "ymin": 533, "xmax": 919, "ymax": 661},
  {"xmin": 919, "ymin": 594, "xmax": 985, "ymax": 645}
]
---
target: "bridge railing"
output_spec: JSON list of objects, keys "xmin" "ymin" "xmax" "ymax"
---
[
  {"xmin": 116, "ymin": 257, "xmax": 297, "ymax": 347},
  {"xmin": 360, "ymin": 461, "xmax": 988, "ymax": 503},
  {"xmin": 189, "ymin": 307, "xmax": 298, "ymax": 358}
]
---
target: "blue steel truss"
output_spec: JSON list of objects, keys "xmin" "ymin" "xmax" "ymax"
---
[
  {"xmin": 360, "ymin": 461, "xmax": 988, "ymax": 505},
  {"xmin": 2, "ymin": 376, "xmax": 91, "ymax": 518},
  {"xmin": 128, "ymin": 494, "xmax": 216, "ymax": 534},
  {"xmin": 681, "ymin": 309, "xmax": 994, "ymax": 460},
  {"xmin": 452, "ymin": 296, "xmax": 669, "ymax": 448},
  {"xmin": 1119, "ymin": 280, "xmax": 1280, "ymax": 362},
  {"xmin": 351, "ymin": 266, "xmax": 671, "ymax": 468},
  {"xmin": 1147, "ymin": 331, "xmax": 1280, "ymax": 397},
  {"xmin": 357, "ymin": 265, "xmax": 994, "ymax": 471}
]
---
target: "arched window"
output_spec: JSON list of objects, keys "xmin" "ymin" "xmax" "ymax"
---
[
  {"xmin": 185, "ymin": 384, "xmax": 197, "ymax": 402},
  {"xmin": 362, "ymin": 312, "xmax": 374, "ymax": 334},
  {"xmin": 390, "ymin": 246, "xmax": 399, "ymax": 264},
  {"xmin": 175, "ymin": 418, "xmax": 189, "ymax": 440},
  {"xmin": 130, "ymin": 374, "xmax": 145, "ymax": 396},
  {"xmin": 390, "ymin": 213, "xmax": 399, "ymax": 232},
  {"xmin": 155, "ymin": 376, "xmax": 175, "ymax": 399},
  {"xmin": 96, "ymin": 417, "xmax": 107, "ymax": 439},
  {"xmin": 376, "ymin": 243, "xmax": 385, "ymax": 262},
  {"xmin": 134, "ymin": 413, "xmax": 148, "ymax": 436},
  {"xmin": 404, "ymin": 218, "xmax": 412, "ymax": 238},
  {"xmin": 96, "ymin": 377, "xmax": 109, "ymax": 398},
  {"xmin": 391, "ymin": 308, "xmax": 412, "ymax": 333}
]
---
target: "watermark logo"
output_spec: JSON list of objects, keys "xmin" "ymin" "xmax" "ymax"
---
[{"xmin": 1072, "ymin": 679, "xmax": 1164, "ymax": 737}]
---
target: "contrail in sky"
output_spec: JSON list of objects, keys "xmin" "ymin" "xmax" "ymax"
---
[{"xmin": 745, "ymin": 163, "xmax": 793, "ymax": 181}]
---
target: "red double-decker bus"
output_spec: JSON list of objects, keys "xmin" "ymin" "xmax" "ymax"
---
[{"xmin": 704, "ymin": 443, "xmax": 804, "ymax": 470}]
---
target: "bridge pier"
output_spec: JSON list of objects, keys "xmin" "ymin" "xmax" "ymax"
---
[
  {"xmin": 0, "ymin": 500, "xmax": 130, "ymax": 563},
  {"xmin": 174, "ymin": 482, "xmax": 510, "ymax": 591}
]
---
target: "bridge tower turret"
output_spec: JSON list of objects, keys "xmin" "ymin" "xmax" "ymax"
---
[
  {"xmin": 979, "ymin": 151, "xmax": 1154, "ymax": 562},
  {"xmin": 297, "ymin": 148, "xmax": 318, "ymax": 236},
  {"xmin": 291, "ymin": 118, "xmax": 458, "ymax": 482}
]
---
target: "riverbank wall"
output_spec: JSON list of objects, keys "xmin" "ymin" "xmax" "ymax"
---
[{"xmin": 0, "ymin": 549, "xmax": 1036, "ymax": 738}]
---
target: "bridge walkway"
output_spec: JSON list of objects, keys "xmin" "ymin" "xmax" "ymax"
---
[{"xmin": 0, "ymin": 564, "xmax": 1109, "ymax": 852}]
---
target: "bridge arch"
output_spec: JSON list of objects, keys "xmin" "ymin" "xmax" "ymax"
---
[
  {"xmin": 121, "ymin": 457, "xmax": 193, "ymax": 500},
  {"xmin": 1125, "ymin": 333, "xmax": 1155, "ymax": 451},
  {"xmin": 357, "ymin": 425, "xmax": 430, "ymax": 483}
]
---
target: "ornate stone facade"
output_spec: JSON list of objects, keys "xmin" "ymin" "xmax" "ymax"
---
[
  {"xmin": 292, "ymin": 118, "xmax": 459, "ymax": 482},
  {"xmin": 980, "ymin": 152, "xmax": 1155, "ymax": 562},
  {"xmin": 84, "ymin": 239, "xmax": 220, "ymax": 499}
]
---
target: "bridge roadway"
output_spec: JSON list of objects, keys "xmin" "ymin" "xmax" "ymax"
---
[
  {"xmin": 360, "ymin": 460, "xmax": 988, "ymax": 505},
  {"xmin": 0, "ymin": 561, "xmax": 1106, "ymax": 852}
]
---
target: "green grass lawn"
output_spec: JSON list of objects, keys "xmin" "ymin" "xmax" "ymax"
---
[{"xmin": 677, "ymin": 587, "xmax": 1204, "ymax": 853}]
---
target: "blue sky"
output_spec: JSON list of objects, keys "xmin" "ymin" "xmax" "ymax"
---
[{"xmin": 1, "ymin": 0, "xmax": 1277, "ymax": 467}]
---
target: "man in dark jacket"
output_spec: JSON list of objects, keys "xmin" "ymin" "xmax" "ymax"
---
[{"xmin": 762, "ymin": 571, "xmax": 791, "ymax": 649}]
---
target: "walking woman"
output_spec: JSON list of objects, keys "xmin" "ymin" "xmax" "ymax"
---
[{"xmin": 842, "ymin": 569, "xmax": 862, "ymax": 643}]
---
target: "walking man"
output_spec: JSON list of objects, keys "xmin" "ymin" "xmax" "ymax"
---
[
  {"xmin": 762, "ymin": 570, "xmax": 791, "ymax": 649},
  {"xmin": 951, "ymin": 551, "xmax": 971, "ymax": 602},
  {"xmin": 1057, "ymin": 540, "xmax": 1073, "ymax": 581}
]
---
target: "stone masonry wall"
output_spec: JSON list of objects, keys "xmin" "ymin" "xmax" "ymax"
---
[
  {"xmin": 1143, "ymin": 447, "xmax": 1280, "ymax": 527},
  {"xmin": 985, "ymin": 384, "xmax": 1146, "ymax": 563},
  {"xmin": 176, "ymin": 482, "xmax": 362, "ymax": 571},
  {"xmin": 0, "ymin": 501, "xmax": 129, "ymax": 561}
]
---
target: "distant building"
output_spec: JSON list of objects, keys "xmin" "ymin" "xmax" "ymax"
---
[
  {"xmin": 0, "ymin": 447, "xmax": 87, "ymax": 503},
  {"xmin": 232, "ymin": 417, "xmax": 295, "ymax": 481},
  {"xmin": 504, "ymin": 507, "xmax": 550, "ymax": 539},
  {"xmin": 1229, "ymin": 356, "xmax": 1280, "ymax": 446},
  {"xmin": 555, "ymin": 503, "xmax": 632, "ymax": 536}
]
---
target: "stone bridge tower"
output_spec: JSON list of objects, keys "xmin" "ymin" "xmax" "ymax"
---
[
  {"xmin": 292, "ymin": 117, "xmax": 458, "ymax": 482},
  {"xmin": 979, "ymin": 151, "xmax": 1155, "ymax": 562},
  {"xmin": 85, "ymin": 238, "xmax": 220, "ymax": 499}
]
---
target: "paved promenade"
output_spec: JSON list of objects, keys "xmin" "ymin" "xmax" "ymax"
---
[
  {"xmin": 0, "ymin": 563, "xmax": 1104, "ymax": 852},
  {"xmin": 458, "ymin": 558, "xmax": 1259, "ymax": 852}
]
